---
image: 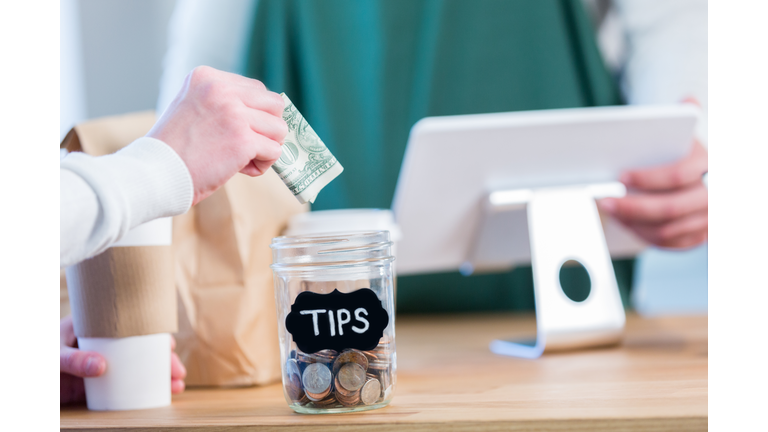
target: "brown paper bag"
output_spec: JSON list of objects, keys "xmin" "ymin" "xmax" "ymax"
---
[{"xmin": 61, "ymin": 111, "xmax": 307, "ymax": 386}]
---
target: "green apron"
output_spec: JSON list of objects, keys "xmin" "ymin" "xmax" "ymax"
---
[{"xmin": 245, "ymin": 0, "xmax": 633, "ymax": 313}]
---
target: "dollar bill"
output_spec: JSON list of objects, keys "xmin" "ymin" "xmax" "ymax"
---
[{"xmin": 272, "ymin": 93, "xmax": 343, "ymax": 204}]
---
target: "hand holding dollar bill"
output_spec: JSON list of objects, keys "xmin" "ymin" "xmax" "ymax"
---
[{"xmin": 272, "ymin": 94, "xmax": 343, "ymax": 204}]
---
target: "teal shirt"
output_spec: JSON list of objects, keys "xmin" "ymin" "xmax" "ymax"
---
[{"xmin": 246, "ymin": 0, "xmax": 633, "ymax": 313}]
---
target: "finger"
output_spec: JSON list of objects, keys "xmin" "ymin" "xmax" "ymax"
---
[
  {"xmin": 621, "ymin": 141, "xmax": 708, "ymax": 191},
  {"xmin": 240, "ymin": 160, "xmax": 261, "ymax": 177},
  {"xmin": 190, "ymin": 67, "xmax": 280, "ymax": 118},
  {"xmin": 624, "ymin": 210, "xmax": 708, "ymax": 246},
  {"xmin": 172, "ymin": 379, "xmax": 186, "ymax": 394},
  {"xmin": 171, "ymin": 352, "xmax": 187, "ymax": 381},
  {"xmin": 240, "ymin": 158, "xmax": 277, "ymax": 177},
  {"xmin": 216, "ymin": 68, "xmax": 268, "ymax": 92},
  {"xmin": 239, "ymin": 134, "xmax": 283, "ymax": 177},
  {"xmin": 60, "ymin": 345, "xmax": 106, "ymax": 378},
  {"xmin": 241, "ymin": 89, "xmax": 285, "ymax": 119},
  {"xmin": 249, "ymin": 109, "xmax": 289, "ymax": 143},
  {"xmin": 60, "ymin": 316, "xmax": 77, "ymax": 348},
  {"xmin": 242, "ymin": 134, "xmax": 283, "ymax": 173},
  {"xmin": 655, "ymin": 230, "xmax": 708, "ymax": 249},
  {"xmin": 191, "ymin": 66, "xmax": 267, "ymax": 93},
  {"xmin": 600, "ymin": 183, "xmax": 707, "ymax": 224},
  {"xmin": 60, "ymin": 373, "xmax": 86, "ymax": 405}
]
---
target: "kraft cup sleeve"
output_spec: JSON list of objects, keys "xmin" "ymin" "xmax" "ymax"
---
[{"xmin": 65, "ymin": 245, "xmax": 177, "ymax": 338}]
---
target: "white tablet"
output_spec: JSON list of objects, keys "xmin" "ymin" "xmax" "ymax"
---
[{"xmin": 391, "ymin": 104, "xmax": 699, "ymax": 275}]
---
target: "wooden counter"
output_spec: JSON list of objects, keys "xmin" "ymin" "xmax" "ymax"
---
[{"xmin": 61, "ymin": 313, "xmax": 707, "ymax": 431}]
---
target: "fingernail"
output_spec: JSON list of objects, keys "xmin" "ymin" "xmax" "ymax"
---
[
  {"xmin": 85, "ymin": 356, "xmax": 103, "ymax": 376},
  {"xmin": 599, "ymin": 198, "xmax": 616, "ymax": 214}
]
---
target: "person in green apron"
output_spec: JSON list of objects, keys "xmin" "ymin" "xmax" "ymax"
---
[{"xmin": 240, "ymin": 0, "xmax": 703, "ymax": 313}]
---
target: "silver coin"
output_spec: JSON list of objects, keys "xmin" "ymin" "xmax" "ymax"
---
[
  {"xmin": 286, "ymin": 359, "xmax": 301, "ymax": 379},
  {"xmin": 360, "ymin": 378, "xmax": 381, "ymax": 405},
  {"xmin": 302, "ymin": 363, "xmax": 332, "ymax": 395},
  {"xmin": 338, "ymin": 362, "xmax": 366, "ymax": 392}
]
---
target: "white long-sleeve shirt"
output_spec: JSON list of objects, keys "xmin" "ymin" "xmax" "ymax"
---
[
  {"xmin": 599, "ymin": 0, "xmax": 708, "ymax": 144},
  {"xmin": 60, "ymin": 137, "xmax": 193, "ymax": 267}
]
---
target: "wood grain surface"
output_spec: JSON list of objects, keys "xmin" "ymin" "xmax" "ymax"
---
[{"xmin": 61, "ymin": 313, "xmax": 707, "ymax": 431}]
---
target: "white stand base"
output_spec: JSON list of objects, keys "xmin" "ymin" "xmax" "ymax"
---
[
  {"xmin": 487, "ymin": 186, "xmax": 626, "ymax": 358},
  {"xmin": 78, "ymin": 333, "xmax": 171, "ymax": 411}
]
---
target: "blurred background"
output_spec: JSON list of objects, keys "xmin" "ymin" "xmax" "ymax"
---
[
  {"xmin": 60, "ymin": 0, "xmax": 175, "ymax": 139},
  {"xmin": 61, "ymin": 0, "xmax": 707, "ymax": 317}
]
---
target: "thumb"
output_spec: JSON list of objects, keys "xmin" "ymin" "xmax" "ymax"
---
[{"xmin": 60, "ymin": 345, "xmax": 106, "ymax": 378}]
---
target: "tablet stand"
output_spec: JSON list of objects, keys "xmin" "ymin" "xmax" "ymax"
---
[{"xmin": 472, "ymin": 184, "xmax": 626, "ymax": 358}]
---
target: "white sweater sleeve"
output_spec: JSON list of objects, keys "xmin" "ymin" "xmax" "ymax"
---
[
  {"xmin": 614, "ymin": 0, "xmax": 708, "ymax": 144},
  {"xmin": 60, "ymin": 137, "xmax": 194, "ymax": 267}
]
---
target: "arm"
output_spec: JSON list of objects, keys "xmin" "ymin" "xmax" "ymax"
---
[
  {"xmin": 61, "ymin": 66, "xmax": 288, "ymax": 267},
  {"xmin": 598, "ymin": 0, "xmax": 708, "ymax": 248},
  {"xmin": 60, "ymin": 138, "xmax": 193, "ymax": 268}
]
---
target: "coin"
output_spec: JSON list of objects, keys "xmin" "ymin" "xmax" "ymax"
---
[
  {"xmin": 334, "ymin": 374, "xmax": 355, "ymax": 397},
  {"xmin": 286, "ymin": 374, "xmax": 305, "ymax": 402},
  {"xmin": 305, "ymin": 388, "xmax": 331, "ymax": 401},
  {"xmin": 338, "ymin": 363, "xmax": 366, "ymax": 392},
  {"xmin": 368, "ymin": 360, "xmax": 389, "ymax": 371},
  {"xmin": 312, "ymin": 394, "xmax": 338, "ymax": 407},
  {"xmin": 302, "ymin": 363, "xmax": 332, "ymax": 396},
  {"xmin": 296, "ymin": 352, "xmax": 316, "ymax": 366},
  {"xmin": 378, "ymin": 370, "xmax": 391, "ymax": 391},
  {"xmin": 364, "ymin": 341, "xmax": 392, "ymax": 365},
  {"xmin": 332, "ymin": 349, "xmax": 369, "ymax": 375},
  {"xmin": 286, "ymin": 359, "xmax": 301, "ymax": 378},
  {"xmin": 297, "ymin": 349, "xmax": 337, "ymax": 364},
  {"xmin": 360, "ymin": 378, "xmax": 381, "ymax": 405},
  {"xmin": 335, "ymin": 388, "xmax": 361, "ymax": 407},
  {"xmin": 288, "ymin": 338, "xmax": 394, "ymax": 410},
  {"xmin": 363, "ymin": 351, "xmax": 378, "ymax": 363},
  {"xmin": 383, "ymin": 385, "xmax": 393, "ymax": 400},
  {"xmin": 315, "ymin": 349, "xmax": 338, "ymax": 360},
  {"xmin": 284, "ymin": 359, "xmax": 306, "ymax": 402}
]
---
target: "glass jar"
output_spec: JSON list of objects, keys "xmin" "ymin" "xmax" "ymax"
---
[{"xmin": 270, "ymin": 231, "xmax": 396, "ymax": 414}]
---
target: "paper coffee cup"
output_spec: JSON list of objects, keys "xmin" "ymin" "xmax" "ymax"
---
[
  {"xmin": 65, "ymin": 217, "xmax": 176, "ymax": 411},
  {"xmin": 78, "ymin": 333, "xmax": 171, "ymax": 410}
]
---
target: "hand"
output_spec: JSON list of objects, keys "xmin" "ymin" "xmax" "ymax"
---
[
  {"xmin": 598, "ymin": 140, "xmax": 708, "ymax": 249},
  {"xmin": 147, "ymin": 66, "xmax": 288, "ymax": 205},
  {"xmin": 60, "ymin": 316, "xmax": 105, "ymax": 404},
  {"xmin": 60, "ymin": 316, "xmax": 188, "ymax": 405}
]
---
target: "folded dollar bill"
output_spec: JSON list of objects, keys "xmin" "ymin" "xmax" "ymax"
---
[{"xmin": 272, "ymin": 93, "xmax": 344, "ymax": 204}]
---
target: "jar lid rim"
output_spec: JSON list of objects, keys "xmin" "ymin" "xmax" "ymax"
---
[
  {"xmin": 270, "ymin": 230, "xmax": 390, "ymax": 249},
  {"xmin": 270, "ymin": 255, "xmax": 395, "ymax": 271}
]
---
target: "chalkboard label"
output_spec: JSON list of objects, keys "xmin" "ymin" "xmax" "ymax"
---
[{"xmin": 286, "ymin": 289, "xmax": 389, "ymax": 353}]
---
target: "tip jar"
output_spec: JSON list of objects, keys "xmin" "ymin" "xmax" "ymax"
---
[{"xmin": 270, "ymin": 231, "xmax": 396, "ymax": 414}]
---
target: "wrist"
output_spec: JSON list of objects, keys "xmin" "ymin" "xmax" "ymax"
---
[{"xmin": 61, "ymin": 137, "xmax": 194, "ymax": 230}]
